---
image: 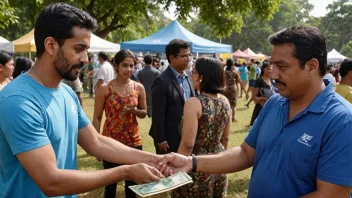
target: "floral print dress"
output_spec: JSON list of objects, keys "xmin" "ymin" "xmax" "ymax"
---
[
  {"xmin": 172, "ymin": 94, "xmax": 231, "ymax": 198},
  {"xmin": 102, "ymin": 81, "xmax": 142, "ymax": 147}
]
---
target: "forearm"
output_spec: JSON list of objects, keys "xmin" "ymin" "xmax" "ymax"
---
[
  {"xmin": 221, "ymin": 139, "xmax": 229, "ymax": 150},
  {"xmin": 177, "ymin": 142, "xmax": 193, "ymax": 156},
  {"xmin": 135, "ymin": 109, "xmax": 147, "ymax": 118},
  {"xmin": 90, "ymin": 135, "xmax": 157, "ymax": 165},
  {"xmin": 254, "ymin": 97, "xmax": 266, "ymax": 104},
  {"xmin": 197, "ymin": 146, "xmax": 253, "ymax": 174},
  {"xmin": 43, "ymin": 166, "xmax": 128, "ymax": 196}
]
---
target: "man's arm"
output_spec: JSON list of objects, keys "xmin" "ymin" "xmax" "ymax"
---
[
  {"xmin": 160, "ymin": 142, "xmax": 255, "ymax": 175},
  {"xmin": 78, "ymin": 124, "xmax": 162, "ymax": 166},
  {"xmin": 299, "ymin": 179, "xmax": 351, "ymax": 198},
  {"xmin": 17, "ymin": 144, "xmax": 162, "ymax": 197}
]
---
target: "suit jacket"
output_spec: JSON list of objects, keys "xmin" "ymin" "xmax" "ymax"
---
[
  {"xmin": 138, "ymin": 66, "xmax": 160, "ymax": 117},
  {"xmin": 151, "ymin": 66, "xmax": 195, "ymax": 153}
]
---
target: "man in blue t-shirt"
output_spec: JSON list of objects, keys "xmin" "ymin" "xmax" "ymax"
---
[
  {"xmin": 160, "ymin": 26, "xmax": 352, "ymax": 198},
  {"xmin": 0, "ymin": 3, "xmax": 164, "ymax": 198}
]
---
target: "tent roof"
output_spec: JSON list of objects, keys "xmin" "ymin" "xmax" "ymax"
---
[
  {"xmin": 89, "ymin": 34, "xmax": 120, "ymax": 52},
  {"xmin": 13, "ymin": 29, "xmax": 36, "ymax": 52},
  {"xmin": 0, "ymin": 36, "xmax": 14, "ymax": 53},
  {"xmin": 121, "ymin": 20, "xmax": 232, "ymax": 53},
  {"xmin": 12, "ymin": 29, "xmax": 120, "ymax": 53},
  {"xmin": 243, "ymin": 48, "xmax": 257, "ymax": 57},
  {"xmin": 327, "ymin": 49, "xmax": 347, "ymax": 62},
  {"xmin": 232, "ymin": 49, "xmax": 249, "ymax": 58}
]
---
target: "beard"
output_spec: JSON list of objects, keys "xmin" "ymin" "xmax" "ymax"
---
[{"xmin": 53, "ymin": 48, "xmax": 84, "ymax": 81}]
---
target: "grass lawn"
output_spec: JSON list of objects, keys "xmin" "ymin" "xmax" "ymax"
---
[{"xmin": 78, "ymin": 92, "xmax": 254, "ymax": 198}]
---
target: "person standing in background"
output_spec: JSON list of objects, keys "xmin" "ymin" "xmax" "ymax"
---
[
  {"xmin": 93, "ymin": 49, "xmax": 148, "ymax": 198},
  {"xmin": 335, "ymin": 59, "xmax": 352, "ymax": 103},
  {"xmin": 152, "ymin": 39, "xmax": 195, "ymax": 154},
  {"xmin": 0, "ymin": 50, "xmax": 14, "ymax": 91},
  {"xmin": 13, "ymin": 57, "xmax": 33, "ymax": 79}
]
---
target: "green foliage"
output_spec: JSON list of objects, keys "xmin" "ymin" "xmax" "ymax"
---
[
  {"xmin": 158, "ymin": 0, "xmax": 283, "ymax": 38},
  {"xmin": 0, "ymin": 0, "xmax": 18, "ymax": 30},
  {"xmin": 340, "ymin": 40, "xmax": 352, "ymax": 58},
  {"xmin": 320, "ymin": 0, "xmax": 352, "ymax": 51}
]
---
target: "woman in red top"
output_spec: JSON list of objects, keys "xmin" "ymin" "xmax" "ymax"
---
[{"xmin": 93, "ymin": 49, "xmax": 147, "ymax": 198}]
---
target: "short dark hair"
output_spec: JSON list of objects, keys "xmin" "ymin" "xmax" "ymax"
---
[
  {"xmin": 226, "ymin": 59, "xmax": 233, "ymax": 70},
  {"xmin": 35, "ymin": 3, "xmax": 98, "ymax": 58},
  {"xmin": 339, "ymin": 59, "xmax": 352, "ymax": 78},
  {"xmin": 195, "ymin": 57, "xmax": 225, "ymax": 94},
  {"xmin": 0, "ymin": 50, "xmax": 14, "ymax": 66},
  {"xmin": 144, "ymin": 55, "xmax": 153, "ymax": 65},
  {"xmin": 165, "ymin": 39, "xmax": 190, "ymax": 62},
  {"xmin": 13, "ymin": 57, "xmax": 33, "ymax": 79},
  {"xmin": 114, "ymin": 50, "xmax": 136, "ymax": 66},
  {"xmin": 268, "ymin": 26, "xmax": 327, "ymax": 77},
  {"xmin": 98, "ymin": 51, "xmax": 108, "ymax": 61}
]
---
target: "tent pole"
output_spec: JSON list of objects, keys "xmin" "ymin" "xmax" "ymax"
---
[
  {"xmin": 196, "ymin": 52, "xmax": 199, "ymax": 59},
  {"xmin": 29, "ymin": 51, "xmax": 31, "ymax": 60}
]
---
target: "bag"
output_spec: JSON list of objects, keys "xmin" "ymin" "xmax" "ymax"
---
[{"xmin": 260, "ymin": 87, "xmax": 275, "ymax": 99}]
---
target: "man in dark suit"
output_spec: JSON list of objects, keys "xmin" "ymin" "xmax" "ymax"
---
[{"xmin": 151, "ymin": 39, "xmax": 195, "ymax": 154}]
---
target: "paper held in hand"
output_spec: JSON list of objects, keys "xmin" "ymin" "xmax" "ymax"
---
[{"xmin": 129, "ymin": 171, "xmax": 193, "ymax": 197}]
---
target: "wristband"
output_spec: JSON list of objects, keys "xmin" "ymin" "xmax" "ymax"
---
[{"xmin": 191, "ymin": 154, "xmax": 197, "ymax": 172}]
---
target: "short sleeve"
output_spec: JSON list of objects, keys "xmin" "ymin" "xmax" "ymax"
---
[
  {"xmin": 0, "ymin": 96, "xmax": 50, "ymax": 155},
  {"xmin": 96, "ymin": 67, "xmax": 105, "ymax": 81},
  {"xmin": 317, "ymin": 121, "xmax": 352, "ymax": 187}
]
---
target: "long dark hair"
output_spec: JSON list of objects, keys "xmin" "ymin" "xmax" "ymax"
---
[{"xmin": 13, "ymin": 57, "xmax": 33, "ymax": 79}]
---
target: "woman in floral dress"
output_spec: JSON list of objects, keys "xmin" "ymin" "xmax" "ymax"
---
[
  {"xmin": 223, "ymin": 59, "xmax": 241, "ymax": 122},
  {"xmin": 93, "ymin": 49, "xmax": 147, "ymax": 198},
  {"xmin": 173, "ymin": 57, "xmax": 231, "ymax": 198}
]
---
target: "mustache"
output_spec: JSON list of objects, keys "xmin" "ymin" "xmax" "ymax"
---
[
  {"xmin": 71, "ymin": 62, "xmax": 84, "ymax": 69},
  {"xmin": 275, "ymin": 80, "xmax": 286, "ymax": 86}
]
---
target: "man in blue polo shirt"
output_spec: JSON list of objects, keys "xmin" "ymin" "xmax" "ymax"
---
[{"xmin": 160, "ymin": 26, "xmax": 352, "ymax": 198}]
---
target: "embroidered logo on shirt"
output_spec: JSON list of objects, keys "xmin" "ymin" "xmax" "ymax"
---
[
  {"xmin": 297, "ymin": 133, "xmax": 313, "ymax": 147},
  {"xmin": 71, "ymin": 102, "xmax": 76, "ymax": 114}
]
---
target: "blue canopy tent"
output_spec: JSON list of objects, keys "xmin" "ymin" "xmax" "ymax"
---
[{"xmin": 121, "ymin": 20, "xmax": 232, "ymax": 53}]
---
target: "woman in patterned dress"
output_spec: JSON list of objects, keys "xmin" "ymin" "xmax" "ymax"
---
[
  {"xmin": 93, "ymin": 49, "xmax": 147, "ymax": 198},
  {"xmin": 223, "ymin": 59, "xmax": 241, "ymax": 122},
  {"xmin": 173, "ymin": 57, "xmax": 231, "ymax": 198}
]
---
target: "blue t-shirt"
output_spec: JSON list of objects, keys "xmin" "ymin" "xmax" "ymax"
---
[
  {"xmin": 245, "ymin": 83, "xmax": 352, "ymax": 198},
  {"xmin": 0, "ymin": 74, "xmax": 90, "ymax": 198},
  {"xmin": 238, "ymin": 66, "xmax": 248, "ymax": 81}
]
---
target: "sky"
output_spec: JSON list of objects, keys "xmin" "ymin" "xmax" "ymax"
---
[
  {"xmin": 165, "ymin": 0, "xmax": 337, "ymax": 19},
  {"xmin": 309, "ymin": 0, "xmax": 336, "ymax": 17}
]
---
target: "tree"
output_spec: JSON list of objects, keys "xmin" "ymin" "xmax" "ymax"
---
[
  {"xmin": 0, "ymin": 0, "xmax": 282, "ymax": 40},
  {"xmin": 0, "ymin": 0, "xmax": 18, "ymax": 29},
  {"xmin": 320, "ymin": 0, "xmax": 352, "ymax": 51},
  {"xmin": 340, "ymin": 40, "xmax": 352, "ymax": 58}
]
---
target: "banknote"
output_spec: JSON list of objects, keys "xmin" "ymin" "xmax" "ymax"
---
[{"xmin": 129, "ymin": 171, "xmax": 193, "ymax": 197}]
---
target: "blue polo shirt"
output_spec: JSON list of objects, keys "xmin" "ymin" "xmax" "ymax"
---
[{"xmin": 245, "ymin": 83, "xmax": 352, "ymax": 198}]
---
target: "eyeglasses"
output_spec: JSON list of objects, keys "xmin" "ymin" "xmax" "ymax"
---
[
  {"xmin": 191, "ymin": 70, "xmax": 198, "ymax": 75},
  {"xmin": 176, "ymin": 54, "xmax": 193, "ymax": 61}
]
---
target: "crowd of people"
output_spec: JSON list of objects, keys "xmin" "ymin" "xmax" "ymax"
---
[{"xmin": 0, "ymin": 2, "xmax": 352, "ymax": 198}]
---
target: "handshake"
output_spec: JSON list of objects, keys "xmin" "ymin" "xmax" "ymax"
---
[{"xmin": 124, "ymin": 153, "xmax": 193, "ymax": 184}]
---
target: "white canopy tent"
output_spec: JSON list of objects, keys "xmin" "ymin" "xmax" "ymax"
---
[
  {"xmin": 0, "ymin": 36, "xmax": 14, "ymax": 53},
  {"xmin": 89, "ymin": 34, "xmax": 120, "ymax": 53},
  {"xmin": 327, "ymin": 49, "xmax": 347, "ymax": 63}
]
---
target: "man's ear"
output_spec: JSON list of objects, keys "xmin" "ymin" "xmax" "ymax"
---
[
  {"xmin": 44, "ymin": 37, "xmax": 59, "ymax": 56},
  {"xmin": 306, "ymin": 58, "xmax": 320, "ymax": 76}
]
